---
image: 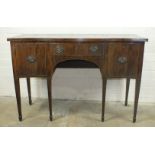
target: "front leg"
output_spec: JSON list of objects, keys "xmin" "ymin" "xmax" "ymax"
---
[
  {"xmin": 47, "ymin": 77, "xmax": 53, "ymax": 121},
  {"xmin": 14, "ymin": 77, "xmax": 22, "ymax": 121},
  {"xmin": 102, "ymin": 77, "xmax": 107, "ymax": 122},
  {"xmin": 125, "ymin": 78, "xmax": 130, "ymax": 106},
  {"xmin": 27, "ymin": 77, "xmax": 32, "ymax": 105},
  {"xmin": 133, "ymin": 78, "xmax": 141, "ymax": 123}
]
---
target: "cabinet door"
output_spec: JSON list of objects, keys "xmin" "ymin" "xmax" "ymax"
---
[
  {"xmin": 105, "ymin": 43, "xmax": 142, "ymax": 78},
  {"xmin": 12, "ymin": 43, "xmax": 48, "ymax": 77}
]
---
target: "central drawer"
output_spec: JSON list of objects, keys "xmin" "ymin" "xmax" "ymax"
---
[
  {"xmin": 77, "ymin": 43, "xmax": 104, "ymax": 56},
  {"xmin": 53, "ymin": 43, "xmax": 76, "ymax": 56},
  {"xmin": 52, "ymin": 43, "xmax": 105, "ymax": 57}
]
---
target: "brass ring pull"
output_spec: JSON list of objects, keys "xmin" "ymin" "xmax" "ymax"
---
[
  {"xmin": 56, "ymin": 45, "xmax": 64, "ymax": 54},
  {"xmin": 89, "ymin": 45, "xmax": 98, "ymax": 53},
  {"xmin": 26, "ymin": 56, "xmax": 36, "ymax": 63},
  {"xmin": 117, "ymin": 56, "xmax": 127, "ymax": 64}
]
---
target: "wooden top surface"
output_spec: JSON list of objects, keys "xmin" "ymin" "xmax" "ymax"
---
[{"xmin": 7, "ymin": 34, "xmax": 148, "ymax": 42}]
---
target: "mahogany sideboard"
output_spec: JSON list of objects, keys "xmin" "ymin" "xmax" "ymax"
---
[{"xmin": 7, "ymin": 34, "xmax": 148, "ymax": 122}]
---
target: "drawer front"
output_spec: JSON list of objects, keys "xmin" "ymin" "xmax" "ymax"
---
[
  {"xmin": 53, "ymin": 43, "xmax": 76, "ymax": 56},
  {"xmin": 77, "ymin": 43, "xmax": 105, "ymax": 56},
  {"xmin": 12, "ymin": 43, "xmax": 47, "ymax": 76},
  {"xmin": 52, "ymin": 43, "xmax": 105, "ymax": 57},
  {"xmin": 105, "ymin": 43, "xmax": 141, "ymax": 77}
]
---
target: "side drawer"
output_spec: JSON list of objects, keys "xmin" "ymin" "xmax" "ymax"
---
[
  {"xmin": 105, "ymin": 42, "xmax": 142, "ymax": 78},
  {"xmin": 12, "ymin": 43, "xmax": 48, "ymax": 76}
]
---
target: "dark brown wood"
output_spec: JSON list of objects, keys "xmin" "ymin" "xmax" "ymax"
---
[
  {"xmin": 125, "ymin": 78, "xmax": 130, "ymax": 106},
  {"xmin": 27, "ymin": 77, "xmax": 32, "ymax": 105},
  {"xmin": 12, "ymin": 43, "xmax": 48, "ymax": 77},
  {"xmin": 8, "ymin": 34, "xmax": 147, "ymax": 122},
  {"xmin": 102, "ymin": 77, "xmax": 107, "ymax": 122},
  {"xmin": 132, "ymin": 43, "xmax": 145, "ymax": 123},
  {"xmin": 47, "ymin": 77, "xmax": 52, "ymax": 121},
  {"xmin": 104, "ymin": 43, "xmax": 141, "ymax": 78},
  {"xmin": 14, "ymin": 77, "xmax": 22, "ymax": 121},
  {"xmin": 133, "ymin": 78, "xmax": 141, "ymax": 123}
]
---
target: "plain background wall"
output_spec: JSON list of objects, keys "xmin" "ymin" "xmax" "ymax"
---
[{"xmin": 0, "ymin": 27, "xmax": 155, "ymax": 103}]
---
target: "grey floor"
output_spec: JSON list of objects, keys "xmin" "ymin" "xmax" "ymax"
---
[{"xmin": 0, "ymin": 97, "xmax": 155, "ymax": 127}]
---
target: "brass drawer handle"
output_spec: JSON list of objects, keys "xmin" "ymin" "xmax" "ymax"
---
[
  {"xmin": 56, "ymin": 45, "xmax": 64, "ymax": 54},
  {"xmin": 26, "ymin": 56, "xmax": 36, "ymax": 63},
  {"xmin": 117, "ymin": 56, "xmax": 127, "ymax": 64},
  {"xmin": 89, "ymin": 45, "xmax": 99, "ymax": 53}
]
